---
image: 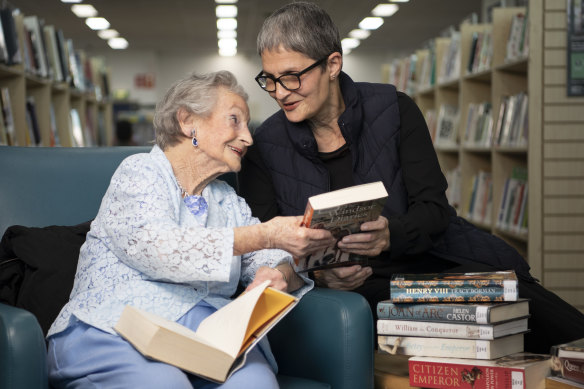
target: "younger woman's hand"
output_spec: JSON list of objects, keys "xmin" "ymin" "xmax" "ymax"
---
[{"xmin": 336, "ymin": 215, "xmax": 390, "ymax": 257}]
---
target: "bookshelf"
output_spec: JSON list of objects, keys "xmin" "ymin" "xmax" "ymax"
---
[
  {"xmin": 0, "ymin": 7, "xmax": 114, "ymax": 147},
  {"xmin": 387, "ymin": 7, "xmax": 530, "ymax": 259}
]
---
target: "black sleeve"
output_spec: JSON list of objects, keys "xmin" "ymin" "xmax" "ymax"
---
[
  {"xmin": 387, "ymin": 92, "xmax": 451, "ymax": 259},
  {"xmin": 239, "ymin": 144, "xmax": 279, "ymax": 222}
]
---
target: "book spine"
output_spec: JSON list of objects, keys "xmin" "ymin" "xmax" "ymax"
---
[
  {"xmin": 377, "ymin": 320, "xmax": 495, "ymax": 339},
  {"xmin": 390, "ymin": 284, "xmax": 517, "ymax": 303},
  {"xmin": 409, "ymin": 359, "xmax": 525, "ymax": 389},
  {"xmin": 378, "ymin": 336, "xmax": 493, "ymax": 359},
  {"xmin": 558, "ymin": 357, "xmax": 584, "ymax": 385},
  {"xmin": 377, "ymin": 302, "xmax": 491, "ymax": 323}
]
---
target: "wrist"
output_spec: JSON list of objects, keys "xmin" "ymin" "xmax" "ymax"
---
[{"xmin": 275, "ymin": 267, "xmax": 288, "ymax": 283}]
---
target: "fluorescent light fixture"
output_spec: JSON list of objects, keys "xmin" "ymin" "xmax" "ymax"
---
[
  {"xmin": 218, "ymin": 38, "xmax": 237, "ymax": 50},
  {"xmin": 108, "ymin": 37, "xmax": 128, "ymax": 49},
  {"xmin": 218, "ymin": 30, "xmax": 237, "ymax": 39},
  {"xmin": 97, "ymin": 29, "xmax": 119, "ymax": 39},
  {"xmin": 372, "ymin": 4, "xmax": 399, "ymax": 17},
  {"xmin": 216, "ymin": 5, "xmax": 237, "ymax": 18},
  {"xmin": 71, "ymin": 4, "xmax": 98, "ymax": 18},
  {"xmin": 86, "ymin": 17, "xmax": 110, "ymax": 30},
  {"xmin": 217, "ymin": 18, "xmax": 237, "ymax": 30},
  {"xmin": 219, "ymin": 47, "xmax": 237, "ymax": 56},
  {"xmin": 359, "ymin": 17, "xmax": 384, "ymax": 30},
  {"xmin": 216, "ymin": 0, "xmax": 238, "ymax": 3},
  {"xmin": 349, "ymin": 29, "xmax": 370, "ymax": 40},
  {"xmin": 341, "ymin": 38, "xmax": 360, "ymax": 50}
]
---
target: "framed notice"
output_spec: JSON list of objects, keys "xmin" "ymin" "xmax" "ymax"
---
[{"xmin": 568, "ymin": 0, "xmax": 584, "ymax": 96}]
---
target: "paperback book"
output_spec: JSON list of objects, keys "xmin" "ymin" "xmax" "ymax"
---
[
  {"xmin": 377, "ymin": 317, "xmax": 528, "ymax": 340},
  {"xmin": 409, "ymin": 353, "xmax": 552, "ymax": 389},
  {"xmin": 390, "ymin": 271, "xmax": 519, "ymax": 303},
  {"xmin": 114, "ymin": 280, "xmax": 298, "ymax": 383},
  {"xmin": 296, "ymin": 181, "xmax": 388, "ymax": 272},
  {"xmin": 378, "ymin": 333, "xmax": 525, "ymax": 360},
  {"xmin": 376, "ymin": 298, "xmax": 529, "ymax": 324}
]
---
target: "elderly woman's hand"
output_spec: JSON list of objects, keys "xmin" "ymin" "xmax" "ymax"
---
[
  {"xmin": 313, "ymin": 265, "xmax": 372, "ymax": 290},
  {"xmin": 264, "ymin": 216, "xmax": 337, "ymax": 259},
  {"xmin": 336, "ymin": 215, "xmax": 390, "ymax": 257}
]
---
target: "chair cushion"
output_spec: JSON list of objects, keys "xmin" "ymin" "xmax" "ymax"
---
[{"xmin": 0, "ymin": 222, "xmax": 90, "ymax": 335}]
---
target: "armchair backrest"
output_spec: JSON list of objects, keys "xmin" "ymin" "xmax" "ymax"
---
[{"xmin": 0, "ymin": 146, "xmax": 237, "ymax": 236}]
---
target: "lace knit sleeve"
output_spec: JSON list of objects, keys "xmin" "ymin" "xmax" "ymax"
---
[{"xmin": 94, "ymin": 155, "xmax": 234, "ymax": 284}]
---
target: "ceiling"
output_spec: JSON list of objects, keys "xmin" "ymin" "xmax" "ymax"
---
[{"xmin": 8, "ymin": 0, "xmax": 483, "ymax": 55}]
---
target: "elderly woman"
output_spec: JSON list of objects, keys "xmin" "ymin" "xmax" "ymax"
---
[
  {"xmin": 46, "ymin": 71, "xmax": 334, "ymax": 389},
  {"xmin": 239, "ymin": 1, "xmax": 584, "ymax": 354}
]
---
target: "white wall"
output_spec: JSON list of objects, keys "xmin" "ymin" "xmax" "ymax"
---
[{"xmin": 92, "ymin": 49, "xmax": 393, "ymax": 123}]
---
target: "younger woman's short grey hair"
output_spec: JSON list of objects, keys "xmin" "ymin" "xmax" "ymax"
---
[
  {"xmin": 257, "ymin": 1, "xmax": 342, "ymax": 61},
  {"xmin": 153, "ymin": 70, "xmax": 248, "ymax": 150}
]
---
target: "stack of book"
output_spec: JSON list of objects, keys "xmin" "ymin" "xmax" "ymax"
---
[
  {"xmin": 548, "ymin": 338, "xmax": 584, "ymax": 388},
  {"xmin": 376, "ymin": 271, "xmax": 552, "ymax": 388}
]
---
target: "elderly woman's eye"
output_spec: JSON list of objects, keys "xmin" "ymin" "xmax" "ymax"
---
[{"xmin": 230, "ymin": 115, "xmax": 239, "ymax": 124}]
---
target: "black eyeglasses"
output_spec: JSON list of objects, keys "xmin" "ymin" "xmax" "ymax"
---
[{"xmin": 255, "ymin": 56, "xmax": 328, "ymax": 92}]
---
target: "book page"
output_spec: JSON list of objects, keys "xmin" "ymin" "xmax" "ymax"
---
[{"xmin": 241, "ymin": 288, "xmax": 296, "ymax": 351}]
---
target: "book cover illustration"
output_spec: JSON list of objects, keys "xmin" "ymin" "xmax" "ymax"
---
[
  {"xmin": 296, "ymin": 181, "xmax": 388, "ymax": 272},
  {"xmin": 390, "ymin": 271, "xmax": 518, "ymax": 302},
  {"xmin": 376, "ymin": 299, "xmax": 530, "ymax": 324},
  {"xmin": 409, "ymin": 353, "xmax": 551, "ymax": 389}
]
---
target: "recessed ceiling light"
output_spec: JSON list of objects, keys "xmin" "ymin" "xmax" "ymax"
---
[
  {"xmin": 218, "ymin": 38, "xmax": 237, "ymax": 50},
  {"xmin": 359, "ymin": 17, "xmax": 384, "ymax": 30},
  {"xmin": 71, "ymin": 4, "xmax": 98, "ymax": 18},
  {"xmin": 349, "ymin": 29, "xmax": 370, "ymax": 40},
  {"xmin": 218, "ymin": 30, "xmax": 237, "ymax": 39},
  {"xmin": 217, "ymin": 18, "xmax": 237, "ymax": 30},
  {"xmin": 341, "ymin": 38, "xmax": 360, "ymax": 50},
  {"xmin": 216, "ymin": 5, "xmax": 237, "ymax": 18},
  {"xmin": 86, "ymin": 17, "xmax": 110, "ymax": 30},
  {"xmin": 108, "ymin": 37, "xmax": 129, "ymax": 49},
  {"xmin": 372, "ymin": 4, "xmax": 399, "ymax": 17},
  {"xmin": 219, "ymin": 47, "xmax": 237, "ymax": 56},
  {"xmin": 98, "ymin": 29, "xmax": 119, "ymax": 40}
]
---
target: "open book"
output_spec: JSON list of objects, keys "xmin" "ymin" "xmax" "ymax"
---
[
  {"xmin": 297, "ymin": 181, "xmax": 388, "ymax": 272},
  {"xmin": 114, "ymin": 280, "xmax": 298, "ymax": 383}
]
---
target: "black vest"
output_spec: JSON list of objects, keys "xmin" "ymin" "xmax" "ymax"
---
[{"xmin": 253, "ymin": 72, "xmax": 406, "ymax": 220}]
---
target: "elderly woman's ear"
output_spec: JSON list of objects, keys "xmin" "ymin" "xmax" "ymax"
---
[{"xmin": 177, "ymin": 107, "xmax": 197, "ymax": 137}]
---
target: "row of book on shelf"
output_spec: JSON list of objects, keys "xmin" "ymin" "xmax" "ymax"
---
[
  {"xmin": 428, "ymin": 90, "xmax": 528, "ymax": 150},
  {"xmin": 388, "ymin": 8, "xmax": 529, "ymax": 94},
  {"xmin": 375, "ymin": 270, "xmax": 584, "ymax": 389},
  {"xmin": 0, "ymin": 88, "xmax": 108, "ymax": 147},
  {"xmin": 0, "ymin": 6, "xmax": 110, "ymax": 97}
]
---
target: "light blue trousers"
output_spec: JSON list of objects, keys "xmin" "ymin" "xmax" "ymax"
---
[{"xmin": 47, "ymin": 301, "xmax": 279, "ymax": 389}]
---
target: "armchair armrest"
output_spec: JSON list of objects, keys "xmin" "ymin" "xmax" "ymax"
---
[
  {"xmin": 0, "ymin": 303, "xmax": 48, "ymax": 389},
  {"xmin": 269, "ymin": 288, "xmax": 374, "ymax": 389}
]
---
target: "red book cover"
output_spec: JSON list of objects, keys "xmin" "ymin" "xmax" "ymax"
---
[{"xmin": 409, "ymin": 353, "xmax": 551, "ymax": 389}]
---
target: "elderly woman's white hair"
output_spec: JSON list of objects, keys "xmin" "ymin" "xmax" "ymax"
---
[{"xmin": 153, "ymin": 70, "xmax": 248, "ymax": 150}]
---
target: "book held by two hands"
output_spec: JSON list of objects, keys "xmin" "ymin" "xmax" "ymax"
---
[
  {"xmin": 114, "ymin": 280, "xmax": 298, "ymax": 383},
  {"xmin": 295, "ymin": 181, "xmax": 388, "ymax": 272}
]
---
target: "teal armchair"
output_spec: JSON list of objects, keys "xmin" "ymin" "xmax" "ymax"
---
[{"xmin": 0, "ymin": 146, "xmax": 374, "ymax": 389}]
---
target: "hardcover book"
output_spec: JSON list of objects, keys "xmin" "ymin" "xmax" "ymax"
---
[
  {"xmin": 551, "ymin": 338, "xmax": 584, "ymax": 385},
  {"xmin": 295, "ymin": 181, "xmax": 388, "ymax": 272},
  {"xmin": 409, "ymin": 353, "xmax": 552, "ymax": 389},
  {"xmin": 377, "ymin": 317, "xmax": 528, "ymax": 340},
  {"xmin": 390, "ymin": 271, "xmax": 518, "ymax": 303},
  {"xmin": 378, "ymin": 333, "xmax": 524, "ymax": 360},
  {"xmin": 114, "ymin": 280, "xmax": 298, "ymax": 383},
  {"xmin": 376, "ymin": 299, "xmax": 529, "ymax": 324},
  {"xmin": 551, "ymin": 338, "xmax": 584, "ymax": 360},
  {"xmin": 546, "ymin": 376, "xmax": 584, "ymax": 389}
]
